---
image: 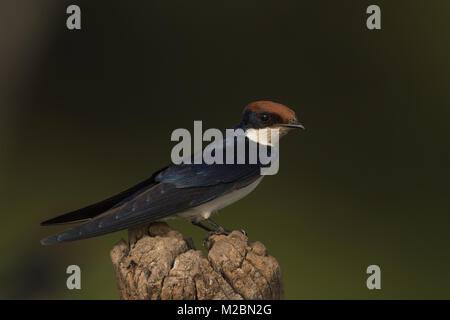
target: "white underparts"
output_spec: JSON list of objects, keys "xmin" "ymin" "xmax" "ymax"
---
[{"xmin": 170, "ymin": 176, "xmax": 264, "ymax": 222}]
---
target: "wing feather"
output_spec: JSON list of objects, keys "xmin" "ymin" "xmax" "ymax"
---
[{"xmin": 41, "ymin": 173, "xmax": 260, "ymax": 245}]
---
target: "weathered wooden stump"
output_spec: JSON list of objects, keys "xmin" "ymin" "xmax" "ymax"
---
[{"xmin": 110, "ymin": 222, "xmax": 283, "ymax": 300}]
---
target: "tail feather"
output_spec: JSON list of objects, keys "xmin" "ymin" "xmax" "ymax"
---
[{"xmin": 40, "ymin": 169, "xmax": 167, "ymax": 226}]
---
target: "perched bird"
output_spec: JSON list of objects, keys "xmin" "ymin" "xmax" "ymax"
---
[{"xmin": 41, "ymin": 101, "xmax": 304, "ymax": 245}]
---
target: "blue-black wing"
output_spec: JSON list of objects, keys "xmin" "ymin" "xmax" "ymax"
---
[
  {"xmin": 41, "ymin": 162, "xmax": 262, "ymax": 245},
  {"xmin": 40, "ymin": 167, "xmax": 168, "ymax": 226}
]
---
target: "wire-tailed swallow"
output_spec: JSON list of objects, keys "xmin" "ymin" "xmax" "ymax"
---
[{"xmin": 41, "ymin": 101, "xmax": 304, "ymax": 245}]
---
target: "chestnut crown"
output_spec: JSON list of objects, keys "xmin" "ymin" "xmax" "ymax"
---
[{"xmin": 239, "ymin": 101, "xmax": 304, "ymax": 130}]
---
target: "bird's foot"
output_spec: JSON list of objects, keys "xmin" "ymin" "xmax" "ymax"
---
[
  {"xmin": 201, "ymin": 228, "xmax": 248, "ymax": 248},
  {"xmin": 238, "ymin": 229, "xmax": 247, "ymax": 236},
  {"xmin": 202, "ymin": 228, "xmax": 229, "ymax": 248},
  {"xmin": 216, "ymin": 227, "xmax": 247, "ymax": 236},
  {"xmin": 202, "ymin": 232, "xmax": 216, "ymax": 249},
  {"xmin": 202, "ymin": 237, "xmax": 209, "ymax": 249},
  {"xmin": 214, "ymin": 226, "xmax": 231, "ymax": 235}
]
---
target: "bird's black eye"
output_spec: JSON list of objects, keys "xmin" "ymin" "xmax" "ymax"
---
[{"xmin": 260, "ymin": 113, "xmax": 270, "ymax": 122}]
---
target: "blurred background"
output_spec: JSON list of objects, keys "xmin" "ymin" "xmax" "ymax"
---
[{"xmin": 1, "ymin": 0, "xmax": 449, "ymax": 299}]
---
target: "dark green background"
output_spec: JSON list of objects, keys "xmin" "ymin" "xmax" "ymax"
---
[{"xmin": 1, "ymin": 0, "xmax": 449, "ymax": 299}]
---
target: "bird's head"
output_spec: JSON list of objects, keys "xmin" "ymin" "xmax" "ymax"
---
[{"xmin": 239, "ymin": 101, "xmax": 304, "ymax": 143}]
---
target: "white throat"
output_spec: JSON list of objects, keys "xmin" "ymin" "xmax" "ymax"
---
[{"xmin": 245, "ymin": 127, "xmax": 284, "ymax": 146}]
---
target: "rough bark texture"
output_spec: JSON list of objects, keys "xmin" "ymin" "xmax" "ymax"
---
[{"xmin": 110, "ymin": 222, "xmax": 283, "ymax": 300}]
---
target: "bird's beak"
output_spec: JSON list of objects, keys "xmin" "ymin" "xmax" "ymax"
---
[{"xmin": 280, "ymin": 120, "xmax": 305, "ymax": 130}]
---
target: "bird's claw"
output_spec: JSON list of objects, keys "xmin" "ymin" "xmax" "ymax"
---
[
  {"xmin": 238, "ymin": 229, "xmax": 247, "ymax": 236},
  {"xmin": 202, "ymin": 237, "xmax": 209, "ymax": 249},
  {"xmin": 201, "ymin": 228, "xmax": 247, "ymax": 249},
  {"xmin": 214, "ymin": 226, "xmax": 231, "ymax": 235},
  {"xmin": 202, "ymin": 231, "xmax": 216, "ymax": 248}
]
